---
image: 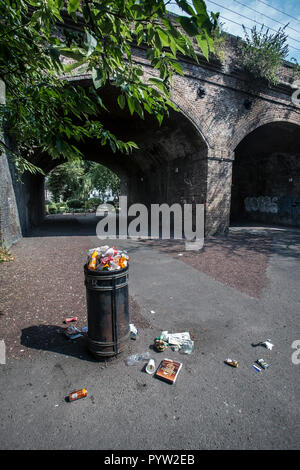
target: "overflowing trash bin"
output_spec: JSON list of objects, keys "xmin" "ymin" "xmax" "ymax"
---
[{"xmin": 84, "ymin": 246, "xmax": 130, "ymax": 359}]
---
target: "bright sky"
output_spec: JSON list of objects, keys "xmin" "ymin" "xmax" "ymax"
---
[{"xmin": 167, "ymin": 0, "xmax": 300, "ymax": 63}]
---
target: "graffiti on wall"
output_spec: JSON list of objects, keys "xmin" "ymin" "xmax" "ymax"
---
[
  {"xmin": 244, "ymin": 196, "xmax": 300, "ymax": 221},
  {"xmin": 244, "ymin": 196, "xmax": 279, "ymax": 214}
]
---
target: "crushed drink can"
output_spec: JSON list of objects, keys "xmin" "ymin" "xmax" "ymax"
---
[
  {"xmin": 257, "ymin": 358, "xmax": 269, "ymax": 369},
  {"xmin": 68, "ymin": 388, "xmax": 87, "ymax": 402},
  {"xmin": 225, "ymin": 358, "xmax": 239, "ymax": 367},
  {"xmin": 252, "ymin": 364, "xmax": 262, "ymax": 372}
]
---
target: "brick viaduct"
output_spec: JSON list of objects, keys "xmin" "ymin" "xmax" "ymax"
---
[{"xmin": 1, "ymin": 30, "xmax": 300, "ymax": 246}]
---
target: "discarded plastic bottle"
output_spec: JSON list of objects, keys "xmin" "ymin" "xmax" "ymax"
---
[
  {"xmin": 125, "ymin": 352, "xmax": 151, "ymax": 366},
  {"xmin": 68, "ymin": 388, "xmax": 87, "ymax": 402},
  {"xmin": 180, "ymin": 340, "xmax": 194, "ymax": 355}
]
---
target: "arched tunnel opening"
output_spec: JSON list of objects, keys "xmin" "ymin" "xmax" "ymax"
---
[
  {"xmin": 230, "ymin": 121, "xmax": 300, "ymax": 228},
  {"xmin": 45, "ymin": 161, "xmax": 120, "ymax": 212},
  {"xmin": 15, "ymin": 83, "xmax": 208, "ymax": 237}
]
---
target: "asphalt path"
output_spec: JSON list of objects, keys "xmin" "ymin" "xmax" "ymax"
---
[{"xmin": 0, "ymin": 216, "xmax": 299, "ymax": 450}]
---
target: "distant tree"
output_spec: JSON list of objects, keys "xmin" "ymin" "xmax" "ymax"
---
[
  {"xmin": 45, "ymin": 161, "xmax": 84, "ymax": 202},
  {"xmin": 87, "ymin": 162, "xmax": 120, "ymax": 199},
  {"xmin": 46, "ymin": 160, "xmax": 120, "ymax": 202}
]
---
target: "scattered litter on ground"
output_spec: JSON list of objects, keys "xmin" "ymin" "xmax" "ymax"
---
[
  {"xmin": 64, "ymin": 316, "xmax": 78, "ymax": 324},
  {"xmin": 150, "ymin": 310, "xmax": 156, "ymax": 314},
  {"xmin": 252, "ymin": 339, "xmax": 274, "ymax": 350},
  {"xmin": 68, "ymin": 388, "xmax": 87, "ymax": 402},
  {"xmin": 155, "ymin": 358, "xmax": 183, "ymax": 384},
  {"xmin": 87, "ymin": 246, "xmax": 129, "ymax": 272},
  {"xmin": 177, "ymin": 253, "xmax": 183, "ymax": 256},
  {"xmin": 180, "ymin": 339, "xmax": 194, "ymax": 355},
  {"xmin": 154, "ymin": 331, "xmax": 194, "ymax": 354},
  {"xmin": 257, "ymin": 358, "xmax": 270, "ymax": 369},
  {"xmin": 225, "ymin": 358, "xmax": 239, "ymax": 368},
  {"xmin": 154, "ymin": 337, "xmax": 168, "ymax": 352},
  {"xmin": 129, "ymin": 324, "xmax": 138, "ymax": 340},
  {"xmin": 125, "ymin": 352, "xmax": 151, "ymax": 366},
  {"xmin": 145, "ymin": 359, "xmax": 156, "ymax": 375},
  {"xmin": 163, "ymin": 331, "xmax": 191, "ymax": 345},
  {"xmin": 64, "ymin": 325, "xmax": 83, "ymax": 340},
  {"xmin": 252, "ymin": 364, "xmax": 262, "ymax": 373},
  {"xmin": 261, "ymin": 340, "xmax": 274, "ymax": 350}
]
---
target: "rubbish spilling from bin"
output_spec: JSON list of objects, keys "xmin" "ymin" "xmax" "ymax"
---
[
  {"xmin": 81, "ymin": 326, "xmax": 88, "ymax": 334},
  {"xmin": 84, "ymin": 247, "xmax": 129, "ymax": 359},
  {"xmin": 87, "ymin": 246, "xmax": 129, "ymax": 272},
  {"xmin": 68, "ymin": 388, "xmax": 87, "ymax": 402},
  {"xmin": 225, "ymin": 358, "xmax": 239, "ymax": 368},
  {"xmin": 125, "ymin": 352, "xmax": 151, "ymax": 366},
  {"xmin": 64, "ymin": 325, "xmax": 83, "ymax": 340},
  {"xmin": 155, "ymin": 358, "xmax": 182, "ymax": 384}
]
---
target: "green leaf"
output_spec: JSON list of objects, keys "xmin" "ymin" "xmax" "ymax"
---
[
  {"xmin": 176, "ymin": 0, "xmax": 195, "ymax": 16},
  {"xmin": 117, "ymin": 95, "xmax": 125, "ymax": 110},
  {"xmin": 59, "ymin": 47, "xmax": 87, "ymax": 61},
  {"xmin": 192, "ymin": 0, "xmax": 207, "ymax": 15},
  {"xmin": 148, "ymin": 77, "xmax": 169, "ymax": 95},
  {"xmin": 196, "ymin": 35, "xmax": 209, "ymax": 60},
  {"xmin": 92, "ymin": 68, "xmax": 103, "ymax": 89},
  {"xmin": 64, "ymin": 58, "xmax": 87, "ymax": 73},
  {"xmin": 68, "ymin": 0, "xmax": 81, "ymax": 14},
  {"xmin": 157, "ymin": 28, "xmax": 170, "ymax": 47},
  {"xmin": 86, "ymin": 31, "xmax": 97, "ymax": 56},
  {"xmin": 127, "ymin": 141, "xmax": 139, "ymax": 149},
  {"xmin": 127, "ymin": 96, "xmax": 135, "ymax": 115},
  {"xmin": 109, "ymin": 140, "xmax": 116, "ymax": 153},
  {"xmin": 133, "ymin": 98, "xmax": 144, "ymax": 119},
  {"xmin": 156, "ymin": 113, "xmax": 164, "ymax": 126},
  {"xmin": 171, "ymin": 61, "xmax": 184, "ymax": 76},
  {"xmin": 177, "ymin": 17, "xmax": 199, "ymax": 37}
]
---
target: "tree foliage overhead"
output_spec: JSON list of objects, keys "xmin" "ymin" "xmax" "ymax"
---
[{"xmin": 0, "ymin": 0, "xmax": 219, "ymax": 174}]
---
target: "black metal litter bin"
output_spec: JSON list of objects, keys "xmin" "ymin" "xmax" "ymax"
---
[{"xmin": 84, "ymin": 264, "xmax": 130, "ymax": 359}]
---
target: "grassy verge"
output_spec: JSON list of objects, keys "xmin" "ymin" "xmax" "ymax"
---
[{"xmin": 0, "ymin": 244, "xmax": 14, "ymax": 263}]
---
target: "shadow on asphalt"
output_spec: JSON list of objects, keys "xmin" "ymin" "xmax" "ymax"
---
[
  {"xmin": 27, "ymin": 215, "xmax": 101, "ymax": 237},
  {"xmin": 20, "ymin": 325, "xmax": 108, "ymax": 363},
  {"xmin": 27, "ymin": 215, "xmax": 300, "ymax": 261}
]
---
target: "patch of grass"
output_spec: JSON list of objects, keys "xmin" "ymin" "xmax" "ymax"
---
[{"xmin": 0, "ymin": 244, "xmax": 14, "ymax": 263}]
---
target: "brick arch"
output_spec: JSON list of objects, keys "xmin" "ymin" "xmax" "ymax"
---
[
  {"xmin": 171, "ymin": 88, "xmax": 212, "ymax": 151},
  {"xmin": 230, "ymin": 109, "xmax": 300, "ymax": 152}
]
